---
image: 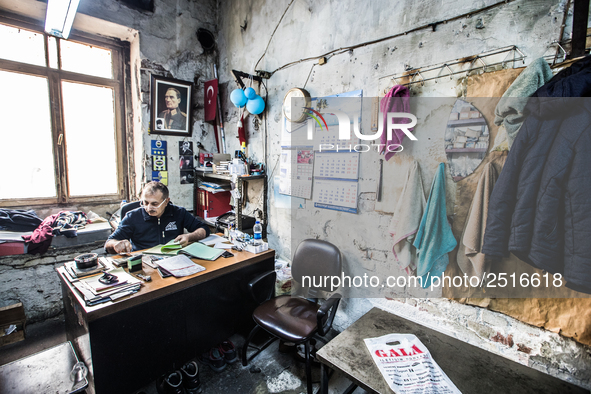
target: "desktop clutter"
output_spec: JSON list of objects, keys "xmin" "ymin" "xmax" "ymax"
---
[
  {"xmin": 62, "ymin": 233, "xmax": 268, "ymax": 307},
  {"xmin": 196, "ymin": 146, "xmax": 265, "ymax": 177}
]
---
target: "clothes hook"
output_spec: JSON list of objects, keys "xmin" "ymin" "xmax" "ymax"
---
[{"xmin": 410, "ymin": 71, "xmax": 425, "ymax": 86}]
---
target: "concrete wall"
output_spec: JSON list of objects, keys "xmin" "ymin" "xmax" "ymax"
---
[
  {"xmin": 216, "ymin": 0, "xmax": 591, "ymax": 388},
  {"xmin": 74, "ymin": 0, "xmax": 220, "ymax": 208},
  {"xmin": 0, "ymin": 0, "xmax": 217, "ymax": 321},
  {"xmin": 1, "ymin": 0, "xmax": 589, "ymax": 388}
]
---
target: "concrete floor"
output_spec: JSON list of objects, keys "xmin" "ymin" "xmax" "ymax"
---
[{"xmin": 0, "ymin": 316, "xmax": 365, "ymax": 394}]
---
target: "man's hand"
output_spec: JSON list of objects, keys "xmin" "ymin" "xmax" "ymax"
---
[
  {"xmin": 175, "ymin": 228, "xmax": 207, "ymax": 247},
  {"xmin": 113, "ymin": 240, "xmax": 132, "ymax": 254},
  {"xmin": 175, "ymin": 234, "xmax": 192, "ymax": 247}
]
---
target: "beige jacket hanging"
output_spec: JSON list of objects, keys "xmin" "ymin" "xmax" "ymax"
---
[{"xmin": 457, "ymin": 162, "xmax": 498, "ymax": 282}]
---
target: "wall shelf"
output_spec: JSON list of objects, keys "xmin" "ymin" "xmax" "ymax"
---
[
  {"xmin": 445, "ymin": 148, "xmax": 488, "ymax": 153},
  {"xmin": 447, "ymin": 118, "xmax": 488, "ymax": 128},
  {"xmin": 194, "ymin": 170, "xmax": 268, "ymax": 237}
]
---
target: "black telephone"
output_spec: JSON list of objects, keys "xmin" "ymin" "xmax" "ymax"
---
[{"xmin": 216, "ymin": 212, "xmax": 256, "ymax": 230}]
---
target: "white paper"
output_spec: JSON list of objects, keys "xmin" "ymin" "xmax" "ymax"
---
[
  {"xmin": 364, "ymin": 333, "xmax": 461, "ymax": 394},
  {"xmin": 156, "ymin": 255, "xmax": 205, "ymax": 277},
  {"xmin": 199, "ymin": 234, "xmax": 224, "ymax": 246},
  {"xmin": 213, "ymin": 241, "xmax": 234, "ymax": 249}
]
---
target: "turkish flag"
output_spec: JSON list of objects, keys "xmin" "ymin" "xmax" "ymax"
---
[{"xmin": 204, "ymin": 79, "xmax": 218, "ymax": 122}]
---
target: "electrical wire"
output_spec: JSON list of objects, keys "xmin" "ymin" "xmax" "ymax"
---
[
  {"xmin": 254, "ymin": 0, "xmax": 296, "ymax": 71},
  {"xmin": 268, "ymin": 0, "xmax": 517, "ymax": 77},
  {"xmin": 303, "ymin": 63, "xmax": 316, "ymax": 89}
]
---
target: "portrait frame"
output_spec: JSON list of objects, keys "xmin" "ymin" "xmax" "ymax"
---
[{"xmin": 151, "ymin": 75, "xmax": 193, "ymax": 136}]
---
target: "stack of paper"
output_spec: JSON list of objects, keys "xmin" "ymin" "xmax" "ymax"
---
[
  {"xmin": 198, "ymin": 180, "xmax": 231, "ymax": 194},
  {"xmin": 156, "ymin": 255, "xmax": 206, "ymax": 277},
  {"xmin": 71, "ymin": 268, "xmax": 142, "ymax": 306}
]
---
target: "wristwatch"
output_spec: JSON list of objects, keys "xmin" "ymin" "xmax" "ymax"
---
[{"xmin": 282, "ymin": 88, "xmax": 311, "ymax": 123}]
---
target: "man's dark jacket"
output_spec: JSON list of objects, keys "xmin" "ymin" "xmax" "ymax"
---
[
  {"xmin": 107, "ymin": 203, "xmax": 210, "ymax": 251},
  {"xmin": 482, "ymin": 55, "xmax": 591, "ymax": 293}
]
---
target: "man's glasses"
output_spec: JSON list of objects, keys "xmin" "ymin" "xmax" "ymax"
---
[{"xmin": 140, "ymin": 199, "xmax": 168, "ymax": 209}]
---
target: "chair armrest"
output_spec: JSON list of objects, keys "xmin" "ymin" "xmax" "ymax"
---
[
  {"xmin": 316, "ymin": 293, "xmax": 341, "ymax": 336},
  {"xmin": 248, "ymin": 270, "xmax": 277, "ymax": 304}
]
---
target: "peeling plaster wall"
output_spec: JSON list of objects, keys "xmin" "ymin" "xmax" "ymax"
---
[
  {"xmin": 73, "ymin": 0, "xmax": 220, "ymax": 208},
  {"xmin": 0, "ymin": 0, "xmax": 217, "ymax": 322},
  {"xmin": 217, "ymin": 0, "xmax": 591, "ymax": 388}
]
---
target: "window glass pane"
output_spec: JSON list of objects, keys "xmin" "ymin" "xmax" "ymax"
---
[
  {"xmin": 62, "ymin": 82, "xmax": 118, "ymax": 196},
  {"xmin": 0, "ymin": 24, "xmax": 46, "ymax": 67},
  {"xmin": 0, "ymin": 71, "xmax": 56, "ymax": 199},
  {"xmin": 48, "ymin": 36, "xmax": 58, "ymax": 69},
  {"xmin": 60, "ymin": 41, "xmax": 113, "ymax": 79}
]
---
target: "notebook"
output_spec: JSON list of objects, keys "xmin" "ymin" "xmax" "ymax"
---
[{"xmin": 144, "ymin": 240, "xmax": 225, "ymax": 261}]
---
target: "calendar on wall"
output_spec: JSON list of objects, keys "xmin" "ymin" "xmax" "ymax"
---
[
  {"xmin": 313, "ymin": 151, "xmax": 360, "ymax": 213},
  {"xmin": 278, "ymin": 147, "xmax": 314, "ymax": 199},
  {"xmin": 314, "ymin": 152, "xmax": 359, "ymax": 180},
  {"xmin": 313, "ymin": 179, "xmax": 358, "ymax": 213}
]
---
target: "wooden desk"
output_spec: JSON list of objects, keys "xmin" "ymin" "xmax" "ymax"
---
[
  {"xmin": 58, "ymin": 248, "xmax": 275, "ymax": 394},
  {"xmin": 316, "ymin": 307, "xmax": 587, "ymax": 394}
]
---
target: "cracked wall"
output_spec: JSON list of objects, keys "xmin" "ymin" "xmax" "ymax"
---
[{"xmin": 217, "ymin": 0, "xmax": 591, "ymax": 388}]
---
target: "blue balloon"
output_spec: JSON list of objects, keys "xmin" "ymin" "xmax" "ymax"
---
[
  {"xmin": 230, "ymin": 88, "xmax": 247, "ymax": 107},
  {"xmin": 244, "ymin": 87, "xmax": 257, "ymax": 100},
  {"xmin": 246, "ymin": 95, "xmax": 265, "ymax": 115}
]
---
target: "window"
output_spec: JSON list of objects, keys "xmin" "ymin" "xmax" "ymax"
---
[{"xmin": 0, "ymin": 19, "xmax": 128, "ymax": 206}]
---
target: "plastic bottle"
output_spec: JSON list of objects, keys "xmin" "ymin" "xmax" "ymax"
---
[
  {"xmin": 253, "ymin": 220, "xmax": 262, "ymax": 246},
  {"xmin": 120, "ymin": 199, "xmax": 127, "ymax": 208}
]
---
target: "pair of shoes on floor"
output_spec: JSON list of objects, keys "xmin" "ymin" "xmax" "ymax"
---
[
  {"xmin": 156, "ymin": 361, "xmax": 201, "ymax": 394},
  {"xmin": 218, "ymin": 340, "xmax": 238, "ymax": 364},
  {"xmin": 200, "ymin": 340, "xmax": 237, "ymax": 372}
]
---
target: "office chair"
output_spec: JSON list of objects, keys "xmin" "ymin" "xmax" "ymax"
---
[
  {"xmin": 120, "ymin": 201, "xmax": 141, "ymax": 218},
  {"xmin": 242, "ymin": 239, "xmax": 342, "ymax": 394}
]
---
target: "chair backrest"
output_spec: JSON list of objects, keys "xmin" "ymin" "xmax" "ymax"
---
[
  {"xmin": 121, "ymin": 201, "xmax": 141, "ymax": 218},
  {"xmin": 291, "ymin": 239, "xmax": 342, "ymax": 298}
]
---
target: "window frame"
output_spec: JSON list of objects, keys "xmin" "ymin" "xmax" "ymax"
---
[{"xmin": 0, "ymin": 16, "xmax": 129, "ymax": 207}]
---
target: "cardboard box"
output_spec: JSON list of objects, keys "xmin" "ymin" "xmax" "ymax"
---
[{"xmin": 0, "ymin": 302, "xmax": 26, "ymax": 347}]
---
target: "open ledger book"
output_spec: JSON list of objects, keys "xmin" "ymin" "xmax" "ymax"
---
[{"xmin": 144, "ymin": 239, "xmax": 225, "ymax": 261}]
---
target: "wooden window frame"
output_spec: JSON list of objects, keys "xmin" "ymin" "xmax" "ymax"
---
[{"xmin": 0, "ymin": 16, "xmax": 130, "ymax": 207}]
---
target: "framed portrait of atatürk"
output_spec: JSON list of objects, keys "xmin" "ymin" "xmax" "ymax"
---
[{"xmin": 151, "ymin": 75, "xmax": 193, "ymax": 136}]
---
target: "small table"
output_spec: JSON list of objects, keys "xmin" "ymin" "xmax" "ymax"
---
[
  {"xmin": 316, "ymin": 307, "xmax": 587, "ymax": 394},
  {"xmin": 0, "ymin": 341, "xmax": 87, "ymax": 394}
]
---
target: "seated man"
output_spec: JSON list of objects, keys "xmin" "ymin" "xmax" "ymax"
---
[{"xmin": 105, "ymin": 181, "xmax": 209, "ymax": 254}]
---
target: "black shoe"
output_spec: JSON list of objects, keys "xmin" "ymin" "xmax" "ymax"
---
[
  {"xmin": 218, "ymin": 340, "xmax": 238, "ymax": 364},
  {"xmin": 200, "ymin": 347, "xmax": 226, "ymax": 372},
  {"xmin": 180, "ymin": 361, "xmax": 201, "ymax": 394},
  {"xmin": 156, "ymin": 370, "xmax": 184, "ymax": 394}
]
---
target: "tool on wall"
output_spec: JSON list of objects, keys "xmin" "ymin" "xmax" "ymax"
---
[
  {"xmin": 213, "ymin": 64, "xmax": 227, "ymax": 153},
  {"xmin": 204, "ymin": 78, "xmax": 221, "ymax": 153},
  {"xmin": 377, "ymin": 159, "xmax": 383, "ymax": 202}
]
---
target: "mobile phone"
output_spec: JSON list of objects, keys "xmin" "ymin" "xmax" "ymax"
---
[
  {"xmin": 156, "ymin": 266, "xmax": 172, "ymax": 278},
  {"xmin": 221, "ymin": 251, "xmax": 234, "ymax": 258}
]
